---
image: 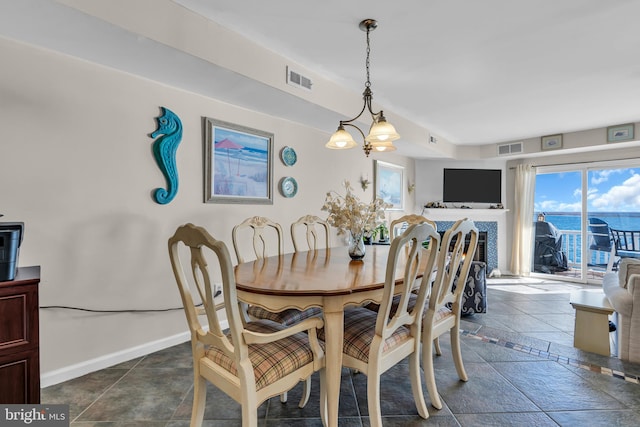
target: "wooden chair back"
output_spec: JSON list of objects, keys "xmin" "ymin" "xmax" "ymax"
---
[
  {"xmin": 390, "ymin": 214, "xmax": 437, "ymax": 240},
  {"xmin": 378, "ymin": 222, "xmax": 441, "ymax": 333},
  {"xmin": 232, "ymin": 216, "xmax": 284, "ymax": 264},
  {"xmin": 430, "ymin": 218, "xmax": 478, "ymax": 312},
  {"xmin": 291, "ymin": 215, "xmax": 331, "ymax": 252}
]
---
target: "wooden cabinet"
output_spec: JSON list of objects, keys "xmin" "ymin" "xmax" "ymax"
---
[{"xmin": 0, "ymin": 266, "xmax": 40, "ymax": 403}]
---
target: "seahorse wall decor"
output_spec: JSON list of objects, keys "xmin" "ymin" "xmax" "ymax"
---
[{"xmin": 149, "ymin": 107, "xmax": 183, "ymax": 204}]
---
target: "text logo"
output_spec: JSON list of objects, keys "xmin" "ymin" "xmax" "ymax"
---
[{"xmin": 1, "ymin": 405, "xmax": 69, "ymax": 427}]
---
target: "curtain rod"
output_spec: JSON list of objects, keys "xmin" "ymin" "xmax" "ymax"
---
[{"xmin": 508, "ymin": 157, "xmax": 640, "ymax": 169}]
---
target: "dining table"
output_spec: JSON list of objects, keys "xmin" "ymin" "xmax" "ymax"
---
[{"xmin": 234, "ymin": 244, "xmax": 428, "ymax": 427}]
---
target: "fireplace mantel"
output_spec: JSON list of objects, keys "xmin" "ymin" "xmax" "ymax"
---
[{"xmin": 422, "ymin": 208, "xmax": 509, "ymax": 220}]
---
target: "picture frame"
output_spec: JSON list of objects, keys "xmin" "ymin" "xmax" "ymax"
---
[
  {"xmin": 374, "ymin": 160, "xmax": 404, "ymax": 210},
  {"xmin": 541, "ymin": 134, "xmax": 563, "ymax": 151},
  {"xmin": 607, "ymin": 123, "xmax": 635, "ymax": 143},
  {"xmin": 204, "ymin": 117, "xmax": 273, "ymax": 204}
]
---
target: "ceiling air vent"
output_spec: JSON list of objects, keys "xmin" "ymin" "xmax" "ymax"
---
[
  {"xmin": 286, "ymin": 66, "xmax": 312, "ymax": 91},
  {"xmin": 497, "ymin": 141, "xmax": 523, "ymax": 156}
]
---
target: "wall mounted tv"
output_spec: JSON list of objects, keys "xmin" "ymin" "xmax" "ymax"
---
[{"xmin": 442, "ymin": 168, "xmax": 502, "ymax": 204}]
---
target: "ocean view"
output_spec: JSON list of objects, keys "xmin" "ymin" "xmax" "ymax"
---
[
  {"xmin": 536, "ymin": 212, "xmax": 640, "ymax": 267},
  {"xmin": 540, "ymin": 212, "xmax": 640, "ymax": 231}
]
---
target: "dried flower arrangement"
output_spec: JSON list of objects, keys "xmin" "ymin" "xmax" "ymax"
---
[{"xmin": 321, "ymin": 180, "xmax": 390, "ymax": 235}]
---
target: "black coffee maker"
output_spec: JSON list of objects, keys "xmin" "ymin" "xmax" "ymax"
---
[{"xmin": 0, "ymin": 221, "xmax": 24, "ymax": 281}]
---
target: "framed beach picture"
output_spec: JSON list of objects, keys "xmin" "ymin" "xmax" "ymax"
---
[
  {"xmin": 374, "ymin": 160, "xmax": 404, "ymax": 210},
  {"xmin": 607, "ymin": 123, "xmax": 635, "ymax": 143},
  {"xmin": 541, "ymin": 134, "xmax": 563, "ymax": 151},
  {"xmin": 204, "ymin": 118, "xmax": 273, "ymax": 204}
]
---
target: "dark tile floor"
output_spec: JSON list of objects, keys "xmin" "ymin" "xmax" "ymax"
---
[{"xmin": 42, "ymin": 277, "xmax": 640, "ymax": 426}]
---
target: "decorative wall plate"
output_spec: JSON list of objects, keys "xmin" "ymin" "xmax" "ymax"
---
[
  {"xmin": 280, "ymin": 146, "xmax": 297, "ymax": 166},
  {"xmin": 279, "ymin": 176, "xmax": 298, "ymax": 198}
]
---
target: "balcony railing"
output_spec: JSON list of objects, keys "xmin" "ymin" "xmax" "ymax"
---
[{"xmin": 555, "ymin": 229, "xmax": 613, "ymax": 270}]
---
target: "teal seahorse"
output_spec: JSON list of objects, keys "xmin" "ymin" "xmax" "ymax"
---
[{"xmin": 150, "ymin": 107, "xmax": 182, "ymax": 204}]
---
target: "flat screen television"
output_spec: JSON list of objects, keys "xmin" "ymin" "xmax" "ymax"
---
[{"xmin": 443, "ymin": 168, "xmax": 502, "ymax": 204}]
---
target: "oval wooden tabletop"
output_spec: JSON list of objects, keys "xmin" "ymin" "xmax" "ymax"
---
[{"xmin": 234, "ymin": 245, "xmax": 422, "ymax": 297}]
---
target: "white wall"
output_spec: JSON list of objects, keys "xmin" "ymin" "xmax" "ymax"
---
[{"xmin": 0, "ymin": 37, "xmax": 415, "ymax": 382}]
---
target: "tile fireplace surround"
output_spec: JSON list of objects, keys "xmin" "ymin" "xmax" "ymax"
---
[
  {"xmin": 424, "ymin": 208, "xmax": 508, "ymax": 273},
  {"xmin": 437, "ymin": 221, "xmax": 497, "ymax": 272}
]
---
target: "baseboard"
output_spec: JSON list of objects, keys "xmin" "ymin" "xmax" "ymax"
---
[{"xmin": 40, "ymin": 322, "xmax": 225, "ymax": 388}]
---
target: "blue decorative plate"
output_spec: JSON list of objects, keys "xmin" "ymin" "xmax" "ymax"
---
[
  {"xmin": 280, "ymin": 176, "xmax": 298, "ymax": 198},
  {"xmin": 281, "ymin": 146, "xmax": 297, "ymax": 166}
]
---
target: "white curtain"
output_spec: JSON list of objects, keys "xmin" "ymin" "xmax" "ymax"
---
[{"xmin": 510, "ymin": 164, "xmax": 536, "ymax": 276}]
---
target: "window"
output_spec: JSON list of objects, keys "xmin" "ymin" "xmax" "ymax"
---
[{"xmin": 533, "ymin": 161, "xmax": 640, "ymax": 283}]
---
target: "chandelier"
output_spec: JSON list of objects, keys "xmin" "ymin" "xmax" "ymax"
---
[{"xmin": 325, "ymin": 19, "xmax": 399, "ymax": 157}]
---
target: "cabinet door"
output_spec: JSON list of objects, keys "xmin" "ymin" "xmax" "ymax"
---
[
  {"xmin": 0, "ymin": 282, "xmax": 40, "ymax": 403},
  {"xmin": 0, "ymin": 349, "xmax": 39, "ymax": 403}
]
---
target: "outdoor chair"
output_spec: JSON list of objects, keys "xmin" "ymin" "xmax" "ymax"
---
[
  {"xmin": 610, "ymin": 227, "xmax": 640, "ymax": 262},
  {"xmin": 588, "ymin": 217, "xmax": 616, "ymax": 271}
]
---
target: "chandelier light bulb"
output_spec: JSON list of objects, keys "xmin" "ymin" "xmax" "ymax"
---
[{"xmin": 326, "ymin": 125, "xmax": 357, "ymax": 150}]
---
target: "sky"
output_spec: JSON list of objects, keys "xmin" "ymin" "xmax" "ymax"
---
[
  {"xmin": 535, "ymin": 167, "xmax": 640, "ymax": 213},
  {"xmin": 214, "ymin": 126, "xmax": 269, "ymax": 152}
]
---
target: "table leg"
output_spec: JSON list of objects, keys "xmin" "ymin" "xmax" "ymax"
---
[{"xmin": 322, "ymin": 299, "xmax": 344, "ymax": 427}]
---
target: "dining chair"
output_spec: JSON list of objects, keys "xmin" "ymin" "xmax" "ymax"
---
[
  {"xmin": 168, "ymin": 223, "xmax": 326, "ymax": 427},
  {"xmin": 290, "ymin": 214, "xmax": 331, "ymax": 252},
  {"xmin": 233, "ymin": 216, "xmax": 322, "ymax": 328},
  {"xmin": 231, "ymin": 216, "xmax": 284, "ymax": 264},
  {"xmin": 365, "ymin": 214, "xmax": 437, "ymax": 313},
  {"xmin": 390, "ymin": 214, "xmax": 437, "ymax": 240},
  {"xmin": 422, "ymin": 218, "xmax": 478, "ymax": 410},
  {"xmin": 319, "ymin": 222, "xmax": 441, "ymax": 426},
  {"xmin": 232, "ymin": 216, "xmax": 319, "ymax": 406}
]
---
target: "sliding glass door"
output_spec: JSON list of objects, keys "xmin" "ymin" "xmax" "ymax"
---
[
  {"xmin": 533, "ymin": 162, "xmax": 640, "ymax": 283},
  {"xmin": 587, "ymin": 167, "xmax": 640, "ymax": 275},
  {"xmin": 533, "ymin": 169, "xmax": 584, "ymax": 281}
]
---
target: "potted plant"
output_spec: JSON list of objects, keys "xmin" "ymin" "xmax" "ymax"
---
[{"xmin": 370, "ymin": 223, "xmax": 389, "ymax": 243}]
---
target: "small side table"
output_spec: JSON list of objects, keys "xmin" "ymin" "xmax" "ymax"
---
[{"xmin": 570, "ymin": 290, "xmax": 614, "ymax": 356}]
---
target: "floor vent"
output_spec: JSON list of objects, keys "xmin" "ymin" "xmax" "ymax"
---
[
  {"xmin": 497, "ymin": 141, "xmax": 523, "ymax": 156},
  {"xmin": 286, "ymin": 66, "xmax": 312, "ymax": 91}
]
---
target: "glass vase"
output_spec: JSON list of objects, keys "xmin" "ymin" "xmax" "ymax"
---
[{"xmin": 348, "ymin": 230, "xmax": 366, "ymax": 260}]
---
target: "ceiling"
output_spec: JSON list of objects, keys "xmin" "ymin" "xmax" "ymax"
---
[
  {"xmin": 173, "ymin": 0, "xmax": 640, "ymax": 148},
  {"xmin": 2, "ymin": 1, "xmax": 640, "ymax": 159}
]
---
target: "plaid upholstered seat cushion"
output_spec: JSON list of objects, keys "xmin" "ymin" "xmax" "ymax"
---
[
  {"xmin": 247, "ymin": 306, "xmax": 323, "ymax": 326},
  {"xmin": 318, "ymin": 307, "xmax": 411, "ymax": 363},
  {"xmin": 205, "ymin": 320, "xmax": 319, "ymax": 390},
  {"xmin": 433, "ymin": 305, "xmax": 453, "ymax": 322}
]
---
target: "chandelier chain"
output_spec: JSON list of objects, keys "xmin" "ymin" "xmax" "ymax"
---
[{"xmin": 365, "ymin": 27, "xmax": 371, "ymax": 88}]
